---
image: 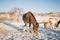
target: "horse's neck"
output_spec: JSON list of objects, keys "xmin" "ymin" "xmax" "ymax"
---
[
  {"xmin": 56, "ymin": 20, "xmax": 60, "ymax": 27},
  {"xmin": 29, "ymin": 14, "xmax": 37, "ymax": 25},
  {"xmin": 58, "ymin": 21, "xmax": 60, "ymax": 24}
]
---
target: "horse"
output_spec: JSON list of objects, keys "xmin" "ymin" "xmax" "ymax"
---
[
  {"xmin": 44, "ymin": 18, "xmax": 58, "ymax": 29},
  {"xmin": 56, "ymin": 20, "xmax": 60, "ymax": 27},
  {"xmin": 22, "ymin": 11, "xmax": 39, "ymax": 36}
]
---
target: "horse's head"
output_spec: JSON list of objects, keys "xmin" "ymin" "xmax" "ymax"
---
[{"xmin": 33, "ymin": 22, "xmax": 39, "ymax": 36}]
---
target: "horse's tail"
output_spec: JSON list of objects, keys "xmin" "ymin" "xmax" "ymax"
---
[{"xmin": 22, "ymin": 13, "xmax": 27, "ymax": 21}]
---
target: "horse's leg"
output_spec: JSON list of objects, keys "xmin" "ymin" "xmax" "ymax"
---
[
  {"xmin": 29, "ymin": 22, "xmax": 31, "ymax": 27},
  {"xmin": 52, "ymin": 23, "xmax": 57, "ymax": 29},
  {"xmin": 49, "ymin": 21, "xmax": 54, "ymax": 29},
  {"xmin": 50, "ymin": 23, "xmax": 54, "ymax": 29},
  {"xmin": 27, "ymin": 19, "xmax": 31, "ymax": 33},
  {"xmin": 24, "ymin": 23, "xmax": 30, "ymax": 34},
  {"xmin": 44, "ymin": 22, "xmax": 48, "ymax": 28},
  {"xmin": 23, "ymin": 22, "xmax": 28, "ymax": 31},
  {"xmin": 26, "ymin": 24, "xmax": 30, "ymax": 34},
  {"xmin": 56, "ymin": 23, "xmax": 58, "ymax": 28},
  {"xmin": 44, "ymin": 22, "xmax": 47, "ymax": 28},
  {"xmin": 23, "ymin": 23, "xmax": 30, "ymax": 34},
  {"xmin": 23, "ymin": 17, "xmax": 29, "ymax": 32},
  {"xmin": 54, "ymin": 23, "xmax": 58, "ymax": 29},
  {"xmin": 50, "ymin": 23, "xmax": 56, "ymax": 29}
]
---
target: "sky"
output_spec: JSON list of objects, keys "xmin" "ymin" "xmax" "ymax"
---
[{"xmin": 0, "ymin": 0, "xmax": 60, "ymax": 13}]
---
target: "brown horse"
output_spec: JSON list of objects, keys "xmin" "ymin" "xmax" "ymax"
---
[
  {"xmin": 44, "ymin": 18, "xmax": 58, "ymax": 29},
  {"xmin": 22, "ymin": 11, "xmax": 39, "ymax": 36}
]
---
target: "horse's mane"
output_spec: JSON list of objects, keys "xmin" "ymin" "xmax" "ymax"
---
[
  {"xmin": 27, "ymin": 11, "xmax": 37, "ymax": 22},
  {"xmin": 58, "ymin": 20, "xmax": 60, "ymax": 24},
  {"xmin": 56, "ymin": 20, "xmax": 60, "ymax": 27}
]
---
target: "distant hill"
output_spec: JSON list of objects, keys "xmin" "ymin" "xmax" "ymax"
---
[
  {"xmin": 35, "ymin": 12, "xmax": 60, "ymax": 17},
  {"xmin": 48, "ymin": 12, "xmax": 60, "ymax": 17},
  {"xmin": 0, "ymin": 11, "xmax": 60, "ymax": 22}
]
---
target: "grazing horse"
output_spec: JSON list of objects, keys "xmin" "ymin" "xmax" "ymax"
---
[
  {"xmin": 22, "ymin": 11, "xmax": 39, "ymax": 36},
  {"xmin": 56, "ymin": 20, "xmax": 60, "ymax": 27},
  {"xmin": 44, "ymin": 18, "xmax": 58, "ymax": 29}
]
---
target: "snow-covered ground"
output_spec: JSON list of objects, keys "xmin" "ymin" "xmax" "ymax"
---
[{"xmin": 0, "ymin": 16, "xmax": 60, "ymax": 40}]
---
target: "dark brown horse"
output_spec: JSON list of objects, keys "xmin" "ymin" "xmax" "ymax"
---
[{"xmin": 22, "ymin": 11, "xmax": 39, "ymax": 36}]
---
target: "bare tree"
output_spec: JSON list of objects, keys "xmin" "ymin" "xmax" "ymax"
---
[{"xmin": 11, "ymin": 7, "xmax": 23, "ymax": 14}]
